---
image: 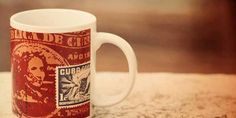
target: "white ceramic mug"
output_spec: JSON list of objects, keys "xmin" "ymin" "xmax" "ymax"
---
[{"xmin": 10, "ymin": 9, "xmax": 137, "ymax": 118}]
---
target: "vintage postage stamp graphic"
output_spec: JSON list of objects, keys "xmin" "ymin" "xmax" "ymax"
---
[{"xmin": 56, "ymin": 62, "xmax": 90, "ymax": 108}]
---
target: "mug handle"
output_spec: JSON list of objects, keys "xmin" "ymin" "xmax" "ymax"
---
[{"xmin": 91, "ymin": 32, "xmax": 137, "ymax": 106}]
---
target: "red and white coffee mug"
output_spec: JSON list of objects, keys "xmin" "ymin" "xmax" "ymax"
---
[{"xmin": 10, "ymin": 9, "xmax": 137, "ymax": 118}]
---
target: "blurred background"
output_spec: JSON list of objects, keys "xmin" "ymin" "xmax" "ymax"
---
[{"xmin": 0, "ymin": 0, "xmax": 236, "ymax": 73}]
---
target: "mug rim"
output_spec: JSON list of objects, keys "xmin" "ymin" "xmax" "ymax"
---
[{"xmin": 10, "ymin": 9, "xmax": 96, "ymax": 33}]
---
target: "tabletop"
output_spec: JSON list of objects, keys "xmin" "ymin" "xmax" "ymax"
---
[{"xmin": 0, "ymin": 72, "xmax": 236, "ymax": 118}]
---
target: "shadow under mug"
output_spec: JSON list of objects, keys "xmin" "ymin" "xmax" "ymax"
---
[{"xmin": 10, "ymin": 9, "xmax": 137, "ymax": 118}]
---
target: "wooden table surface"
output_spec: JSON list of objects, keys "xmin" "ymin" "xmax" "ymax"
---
[{"xmin": 0, "ymin": 72, "xmax": 236, "ymax": 118}]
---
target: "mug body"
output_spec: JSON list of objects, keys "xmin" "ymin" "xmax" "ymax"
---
[{"xmin": 10, "ymin": 9, "xmax": 96, "ymax": 118}]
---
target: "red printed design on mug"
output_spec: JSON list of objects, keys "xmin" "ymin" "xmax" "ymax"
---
[{"xmin": 10, "ymin": 28, "xmax": 90, "ymax": 118}]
